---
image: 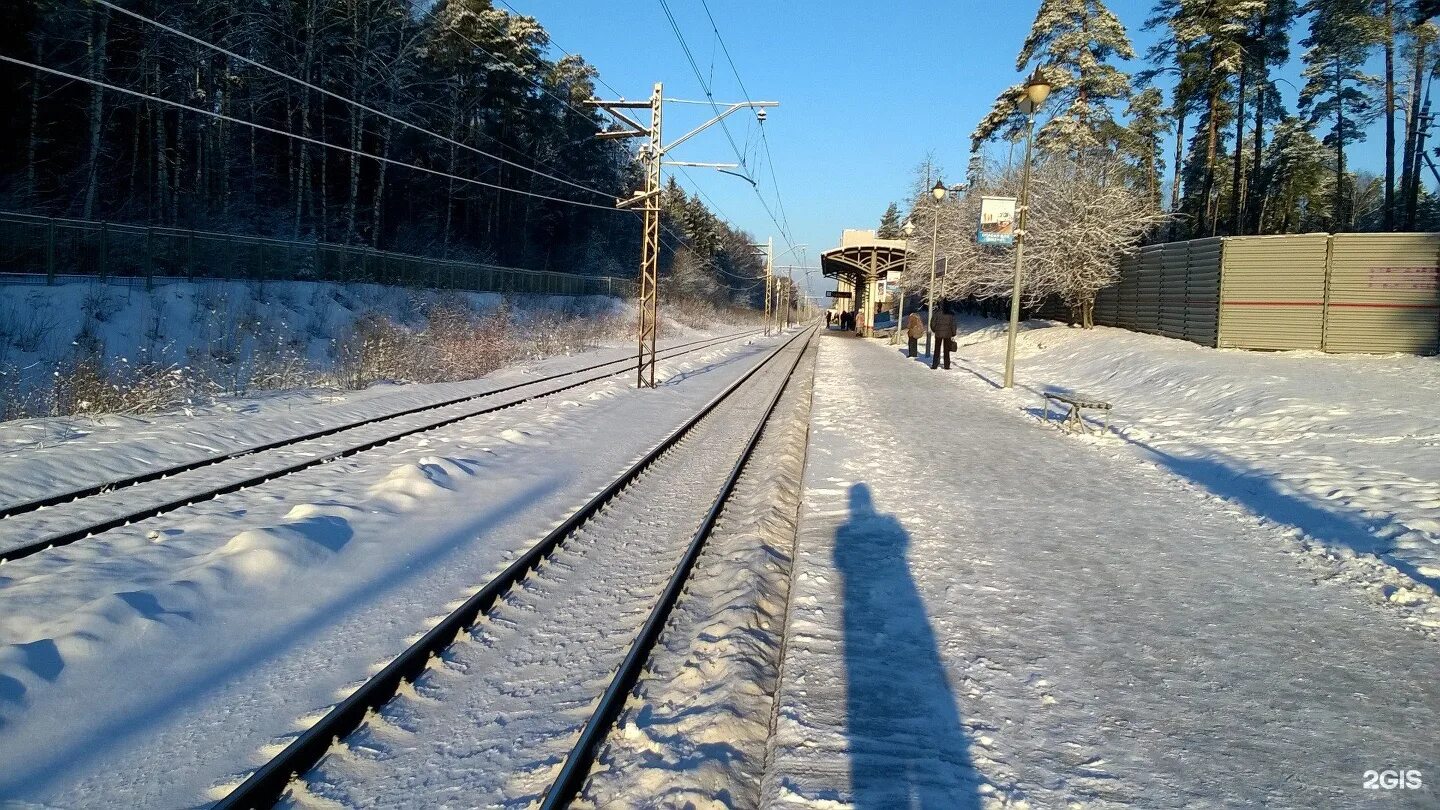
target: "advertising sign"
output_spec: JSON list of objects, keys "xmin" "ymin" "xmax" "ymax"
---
[{"xmin": 977, "ymin": 196, "xmax": 1018, "ymax": 245}]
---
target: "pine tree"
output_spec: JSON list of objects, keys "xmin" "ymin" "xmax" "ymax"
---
[
  {"xmin": 877, "ymin": 203, "xmax": 902, "ymax": 238},
  {"xmin": 1257, "ymin": 117, "xmax": 1333, "ymax": 232},
  {"xmin": 1145, "ymin": 0, "xmax": 1267, "ymax": 236},
  {"xmin": 1121, "ymin": 87, "xmax": 1168, "ymax": 209},
  {"xmin": 1399, "ymin": 15, "xmax": 1436, "ymax": 229},
  {"xmin": 1242, "ymin": 0, "xmax": 1301, "ymax": 234},
  {"xmin": 1301, "ymin": 0, "xmax": 1384, "ymax": 231},
  {"xmin": 971, "ymin": 0, "xmax": 1136, "ymax": 154}
]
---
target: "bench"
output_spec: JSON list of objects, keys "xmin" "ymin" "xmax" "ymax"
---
[{"xmin": 1041, "ymin": 391, "xmax": 1112, "ymax": 435}]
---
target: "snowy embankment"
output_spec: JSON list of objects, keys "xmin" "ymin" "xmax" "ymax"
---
[
  {"xmin": 0, "ymin": 333, "xmax": 777, "ymax": 808},
  {"xmin": 952, "ymin": 317, "xmax": 1440, "ymax": 614},
  {"xmin": 0, "ymin": 275, "xmax": 636, "ymax": 418}
]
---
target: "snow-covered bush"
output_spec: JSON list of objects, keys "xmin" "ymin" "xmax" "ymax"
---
[{"xmin": 900, "ymin": 154, "xmax": 1167, "ymax": 327}]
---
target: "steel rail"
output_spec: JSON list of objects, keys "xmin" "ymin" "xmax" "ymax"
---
[
  {"xmin": 0, "ymin": 331, "xmax": 761, "ymax": 564},
  {"xmin": 211, "ymin": 326, "xmax": 812, "ymax": 810},
  {"xmin": 538, "ymin": 327, "xmax": 814, "ymax": 809},
  {"xmin": 0, "ymin": 331, "xmax": 755, "ymax": 523}
]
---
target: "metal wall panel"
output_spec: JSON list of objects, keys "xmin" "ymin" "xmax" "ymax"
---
[
  {"xmin": 1323, "ymin": 233, "xmax": 1440, "ymax": 354},
  {"xmin": 1085, "ymin": 240, "xmax": 1219, "ymax": 345},
  {"xmin": 1184, "ymin": 238, "xmax": 1222, "ymax": 345},
  {"xmin": 1217, "ymin": 234, "xmax": 1329, "ymax": 350},
  {"xmin": 1086, "ymin": 233, "xmax": 1436, "ymax": 354}
]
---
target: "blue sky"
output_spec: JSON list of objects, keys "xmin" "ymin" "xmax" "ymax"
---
[{"xmin": 512, "ymin": 1, "xmax": 1395, "ymax": 298}]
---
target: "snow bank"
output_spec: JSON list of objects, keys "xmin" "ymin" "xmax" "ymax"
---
[
  {"xmin": 953, "ymin": 316, "xmax": 1440, "ymax": 613},
  {"xmin": 0, "ymin": 276, "xmax": 627, "ymax": 418}
]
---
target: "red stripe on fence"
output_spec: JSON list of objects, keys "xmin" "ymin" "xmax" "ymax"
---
[
  {"xmin": 1221, "ymin": 300, "xmax": 1437, "ymax": 310},
  {"xmin": 1329, "ymin": 301, "xmax": 1440, "ymax": 310}
]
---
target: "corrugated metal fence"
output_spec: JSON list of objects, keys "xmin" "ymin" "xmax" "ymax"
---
[
  {"xmin": 0, "ymin": 212, "xmax": 637, "ymax": 299},
  {"xmin": 1087, "ymin": 233, "xmax": 1439, "ymax": 354}
]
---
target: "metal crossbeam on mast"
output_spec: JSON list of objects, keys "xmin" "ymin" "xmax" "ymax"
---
[{"xmin": 588, "ymin": 89, "xmax": 778, "ymax": 388}]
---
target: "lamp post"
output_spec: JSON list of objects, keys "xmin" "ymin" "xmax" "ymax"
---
[
  {"xmin": 893, "ymin": 219, "xmax": 917, "ymax": 345},
  {"xmin": 1003, "ymin": 68, "xmax": 1051, "ymax": 389},
  {"xmin": 924, "ymin": 179, "xmax": 946, "ymax": 358}
]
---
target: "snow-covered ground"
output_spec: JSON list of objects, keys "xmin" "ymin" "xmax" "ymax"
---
[
  {"xmin": 0, "ymin": 330, "xmax": 783, "ymax": 807},
  {"xmin": 4, "ymin": 313, "xmax": 1436, "ymax": 808},
  {"xmin": 949, "ymin": 316, "xmax": 1440, "ymax": 611},
  {"xmin": 763, "ymin": 330, "xmax": 1439, "ymax": 808},
  {"xmin": 0, "ymin": 277, "xmax": 615, "ymax": 402},
  {"xmin": 288, "ymin": 332, "xmax": 813, "ymax": 808}
]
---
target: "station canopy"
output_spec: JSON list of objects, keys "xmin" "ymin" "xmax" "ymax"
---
[{"xmin": 820, "ymin": 229, "xmax": 911, "ymax": 282}]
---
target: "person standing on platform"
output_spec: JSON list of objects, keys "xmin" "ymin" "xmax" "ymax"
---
[
  {"xmin": 826, "ymin": 310, "xmax": 834, "ymax": 329},
  {"xmin": 905, "ymin": 312, "xmax": 924, "ymax": 358},
  {"xmin": 930, "ymin": 301, "xmax": 956, "ymax": 370}
]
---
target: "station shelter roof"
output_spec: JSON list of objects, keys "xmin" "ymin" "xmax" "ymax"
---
[{"xmin": 820, "ymin": 229, "xmax": 911, "ymax": 281}]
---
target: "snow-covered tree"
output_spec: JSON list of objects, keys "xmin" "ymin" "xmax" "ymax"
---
[
  {"xmin": 1120, "ymin": 87, "xmax": 1168, "ymax": 208},
  {"xmin": 897, "ymin": 155, "xmax": 1166, "ymax": 327},
  {"xmin": 1254, "ymin": 117, "xmax": 1334, "ymax": 232},
  {"xmin": 1301, "ymin": 0, "xmax": 1384, "ymax": 231},
  {"xmin": 877, "ymin": 203, "xmax": 903, "ymax": 238},
  {"xmin": 971, "ymin": 0, "xmax": 1136, "ymax": 155}
]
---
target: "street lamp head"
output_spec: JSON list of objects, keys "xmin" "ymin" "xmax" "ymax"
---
[
  {"xmin": 931, "ymin": 180, "xmax": 947, "ymax": 201},
  {"xmin": 1024, "ymin": 68, "xmax": 1052, "ymax": 107},
  {"xmin": 903, "ymin": 219, "xmax": 916, "ymax": 237}
]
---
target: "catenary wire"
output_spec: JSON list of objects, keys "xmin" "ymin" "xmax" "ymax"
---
[
  {"xmin": 0, "ymin": 54, "xmax": 624, "ymax": 212},
  {"xmin": 88, "ymin": 0, "xmax": 617, "ymax": 200}
]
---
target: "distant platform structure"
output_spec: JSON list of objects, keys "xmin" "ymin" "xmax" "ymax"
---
[{"xmin": 821, "ymin": 229, "xmax": 910, "ymax": 336}]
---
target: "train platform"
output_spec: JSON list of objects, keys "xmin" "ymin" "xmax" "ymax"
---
[{"xmin": 761, "ymin": 330, "xmax": 1440, "ymax": 808}]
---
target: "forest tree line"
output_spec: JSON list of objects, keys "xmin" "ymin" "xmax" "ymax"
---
[
  {"xmin": 962, "ymin": 0, "xmax": 1440, "ymax": 238},
  {"xmin": 0, "ymin": 0, "xmax": 766, "ymax": 300},
  {"xmin": 878, "ymin": 0, "xmax": 1440, "ymax": 326}
]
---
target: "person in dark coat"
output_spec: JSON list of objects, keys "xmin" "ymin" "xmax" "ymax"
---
[
  {"xmin": 930, "ymin": 301, "xmax": 957, "ymax": 370},
  {"xmin": 826, "ymin": 310, "xmax": 834, "ymax": 328}
]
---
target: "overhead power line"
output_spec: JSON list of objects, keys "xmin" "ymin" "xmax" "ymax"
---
[
  {"xmin": 89, "ymin": 0, "xmax": 614, "ymax": 200},
  {"xmin": 698, "ymin": 0, "xmax": 797, "ymax": 245},
  {"xmin": 654, "ymin": 0, "xmax": 799, "ymax": 254},
  {"xmin": 655, "ymin": 0, "xmax": 751, "ymax": 177},
  {"xmin": 70, "ymin": 1, "xmax": 732, "ymax": 263},
  {"xmin": 0, "ymin": 54, "xmax": 623, "ymax": 212}
]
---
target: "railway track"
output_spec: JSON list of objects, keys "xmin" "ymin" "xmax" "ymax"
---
[
  {"xmin": 0, "ymin": 330, "xmax": 759, "ymax": 563},
  {"xmin": 212, "ymin": 326, "xmax": 816, "ymax": 809}
]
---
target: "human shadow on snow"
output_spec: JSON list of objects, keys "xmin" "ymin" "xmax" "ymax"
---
[{"xmin": 833, "ymin": 483, "xmax": 980, "ymax": 809}]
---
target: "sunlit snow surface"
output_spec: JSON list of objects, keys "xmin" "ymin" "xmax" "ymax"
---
[
  {"xmin": 762, "ymin": 327, "xmax": 1438, "ymax": 809},
  {"xmin": 0, "ymin": 332, "xmax": 778, "ymax": 807}
]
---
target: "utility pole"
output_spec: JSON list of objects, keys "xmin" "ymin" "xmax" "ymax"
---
[
  {"xmin": 777, "ymin": 265, "xmax": 813, "ymax": 329},
  {"xmin": 589, "ymin": 89, "xmax": 778, "ymax": 387},
  {"xmin": 765, "ymin": 237, "xmax": 773, "ymax": 336}
]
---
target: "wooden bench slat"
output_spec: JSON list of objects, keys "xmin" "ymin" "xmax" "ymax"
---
[{"xmin": 1043, "ymin": 392, "xmax": 1111, "ymax": 409}]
